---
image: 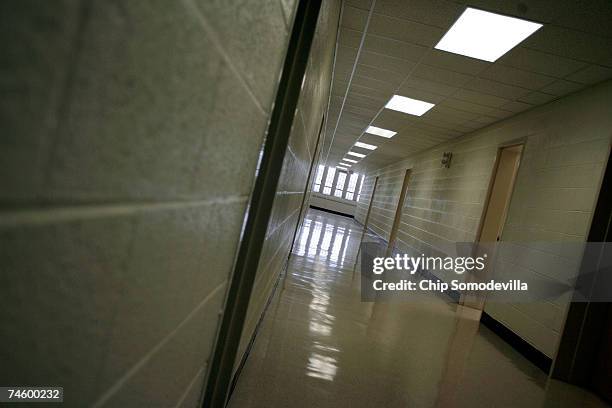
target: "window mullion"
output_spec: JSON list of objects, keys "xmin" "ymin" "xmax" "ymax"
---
[
  {"xmin": 343, "ymin": 173, "xmax": 351, "ymax": 199},
  {"xmin": 319, "ymin": 166, "xmax": 328, "ymax": 194},
  {"xmin": 330, "ymin": 169, "xmax": 340, "ymax": 196}
]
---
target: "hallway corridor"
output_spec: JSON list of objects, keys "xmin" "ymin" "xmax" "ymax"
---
[
  {"xmin": 228, "ymin": 209, "xmax": 609, "ymax": 408},
  {"xmin": 3, "ymin": 1, "xmax": 612, "ymax": 406}
]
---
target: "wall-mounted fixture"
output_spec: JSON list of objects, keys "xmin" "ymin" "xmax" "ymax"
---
[{"xmin": 441, "ymin": 152, "xmax": 453, "ymax": 168}]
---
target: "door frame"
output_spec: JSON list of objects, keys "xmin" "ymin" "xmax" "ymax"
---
[
  {"xmin": 386, "ymin": 169, "xmax": 411, "ymax": 256},
  {"xmin": 461, "ymin": 141, "xmax": 525, "ymax": 310},
  {"xmin": 352, "ymin": 175, "xmax": 379, "ymax": 277},
  {"xmin": 473, "ymin": 140, "xmax": 526, "ymax": 244},
  {"xmin": 362, "ymin": 176, "xmax": 379, "ymax": 234}
]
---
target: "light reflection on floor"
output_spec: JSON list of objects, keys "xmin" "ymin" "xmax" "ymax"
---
[{"xmin": 228, "ymin": 209, "xmax": 609, "ymax": 408}]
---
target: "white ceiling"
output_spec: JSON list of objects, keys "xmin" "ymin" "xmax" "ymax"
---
[{"xmin": 321, "ymin": 0, "xmax": 612, "ymax": 173}]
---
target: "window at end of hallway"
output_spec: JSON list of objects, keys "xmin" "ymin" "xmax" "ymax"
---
[
  {"xmin": 312, "ymin": 165, "xmax": 362, "ymax": 202},
  {"xmin": 313, "ymin": 165, "xmax": 324, "ymax": 192}
]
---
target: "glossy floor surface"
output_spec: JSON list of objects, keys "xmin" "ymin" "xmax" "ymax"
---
[{"xmin": 228, "ymin": 209, "xmax": 609, "ymax": 408}]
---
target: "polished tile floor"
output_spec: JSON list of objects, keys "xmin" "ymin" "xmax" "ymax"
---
[{"xmin": 228, "ymin": 209, "xmax": 609, "ymax": 408}]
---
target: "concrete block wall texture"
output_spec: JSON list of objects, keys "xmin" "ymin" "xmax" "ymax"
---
[
  {"xmin": 356, "ymin": 79, "xmax": 612, "ymax": 358},
  {"xmin": 0, "ymin": 0, "xmax": 302, "ymax": 406},
  {"xmin": 237, "ymin": 0, "xmax": 341, "ymax": 365}
]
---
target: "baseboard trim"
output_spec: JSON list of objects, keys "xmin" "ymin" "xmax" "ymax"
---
[
  {"xmin": 480, "ymin": 311, "xmax": 552, "ymax": 374},
  {"xmin": 227, "ymin": 263, "xmax": 286, "ymax": 402},
  {"xmin": 309, "ymin": 205, "xmax": 354, "ymax": 218},
  {"xmin": 338, "ymin": 222, "xmax": 552, "ymax": 374}
]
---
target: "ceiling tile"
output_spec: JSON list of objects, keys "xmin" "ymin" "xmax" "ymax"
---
[
  {"xmin": 462, "ymin": 77, "xmax": 531, "ymax": 100},
  {"xmin": 344, "ymin": 106, "xmax": 377, "ymax": 120},
  {"xmin": 519, "ymin": 91, "xmax": 557, "ymax": 105},
  {"xmin": 359, "ymin": 50, "xmax": 417, "ymax": 75},
  {"xmin": 454, "ymin": 123, "xmax": 481, "ymax": 133},
  {"xmin": 421, "ymin": 49, "xmax": 490, "ymax": 75},
  {"xmin": 346, "ymin": 95, "xmax": 382, "ymax": 111},
  {"xmin": 402, "ymin": 77, "xmax": 458, "ymax": 96},
  {"xmin": 368, "ymin": 13, "xmax": 444, "ymax": 47},
  {"xmin": 331, "ymin": 81, "xmax": 349, "ymax": 97},
  {"xmin": 352, "ymin": 74, "xmax": 398, "ymax": 93},
  {"xmin": 397, "ymin": 126, "xmax": 449, "ymax": 143},
  {"xmin": 566, "ymin": 65, "xmax": 612, "ymax": 84},
  {"xmin": 337, "ymin": 121, "xmax": 365, "ymax": 133},
  {"xmin": 356, "ymin": 64, "xmax": 405, "ymax": 84},
  {"xmin": 497, "ymin": 46, "xmax": 587, "ymax": 78},
  {"xmin": 406, "ymin": 122, "xmax": 462, "ymax": 138},
  {"xmin": 360, "ymin": 133, "xmax": 386, "ymax": 145},
  {"xmin": 459, "ymin": 118, "xmax": 492, "ymax": 130},
  {"xmin": 373, "ymin": 109, "xmax": 409, "ymax": 130},
  {"xmin": 347, "ymin": 88, "xmax": 387, "ymax": 104},
  {"xmin": 456, "ymin": 0, "xmax": 549, "ymax": 21},
  {"xmin": 338, "ymin": 28, "xmax": 362, "ymax": 48},
  {"xmin": 544, "ymin": 1, "xmax": 612, "ymax": 38},
  {"xmin": 347, "ymin": 89, "xmax": 387, "ymax": 105},
  {"xmin": 373, "ymin": 0, "xmax": 463, "ymax": 29},
  {"xmin": 364, "ymin": 34, "xmax": 428, "ymax": 62},
  {"xmin": 483, "ymin": 107, "xmax": 515, "ymax": 120},
  {"xmin": 335, "ymin": 45, "xmax": 359, "ymax": 65},
  {"xmin": 540, "ymin": 79, "xmax": 585, "ymax": 96},
  {"xmin": 424, "ymin": 111, "xmax": 472, "ymax": 129},
  {"xmin": 334, "ymin": 70, "xmax": 352, "ymax": 84},
  {"xmin": 412, "ymin": 64, "xmax": 473, "ymax": 87},
  {"xmin": 345, "ymin": 0, "xmax": 372, "ymax": 11},
  {"xmin": 500, "ymin": 100, "xmax": 533, "ymax": 113},
  {"xmin": 599, "ymin": 54, "xmax": 612, "ymax": 68},
  {"xmin": 522, "ymin": 25, "xmax": 611, "ymax": 64},
  {"xmin": 430, "ymin": 105, "xmax": 479, "ymax": 122},
  {"xmin": 440, "ymin": 98, "xmax": 496, "ymax": 115},
  {"xmin": 334, "ymin": 59, "xmax": 355, "ymax": 73},
  {"xmin": 465, "ymin": 0, "xmax": 612, "ymax": 39},
  {"xmin": 342, "ymin": 5, "xmax": 369, "ymax": 31},
  {"xmin": 453, "ymin": 89, "xmax": 510, "ymax": 108},
  {"xmin": 395, "ymin": 86, "xmax": 446, "ymax": 104},
  {"xmin": 346, "ymin": 82, "xmax": 391, "ymax": 100},
  {"xmin": 480, "ymin": 64, "xmax": 556, "ymax": 89}
]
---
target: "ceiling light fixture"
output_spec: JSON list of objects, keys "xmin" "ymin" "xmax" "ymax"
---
[
  {"xmin": 435, "ymin": 7, "xmax": 542, "ymax": 62},
  {"xmin": 347, "ymin": 151, "xmax": 366, "ymax": 158},
  {"xmin": 354, "ymin": 142, "xmax": 377, "ymax": 150},
  {"xmin": 385, "ymin": 95, "xmax": 435, "ymax": 116},
  {"xmin": 365, "ymin": 126, "xmax": 397, "ymax": 138},
  {"xmin": 343, "ymin": 158, "xmax": 358, "ymax": 164}
]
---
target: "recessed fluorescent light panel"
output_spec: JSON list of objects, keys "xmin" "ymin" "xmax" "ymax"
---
[
  {"xmin": 347, "ymin": 151, "xmax": 366, "ymax": 158},
  {"xmin": 435, "ymin": 7, "xmax": 542, "ymax": 62},
  {"xmin": 365, "ymin": 126, "xmax": 396, "ymax": 138},
  {"xmin": 343, "ymin": 158, "xmax": 358, "ymax": 164},
  {"xmin": 354, "ymin": 142, "xmax": 377, "ymax": 150},
  {"xmin": 385, "ymin": 95, "xmax": 435, "ymax": 116}
]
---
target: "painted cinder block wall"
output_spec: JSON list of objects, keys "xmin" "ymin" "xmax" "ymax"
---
[
  {"xmin": 0, "ymin": 0, "xmax": 308, "ymax": 406},
  {"xmin": 356, "ymin": 79, "xmax": 612, "ymax": 358},
  {"xmin": 237, "ymin": 0, "xmax": 341, "ymax": 364}
]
